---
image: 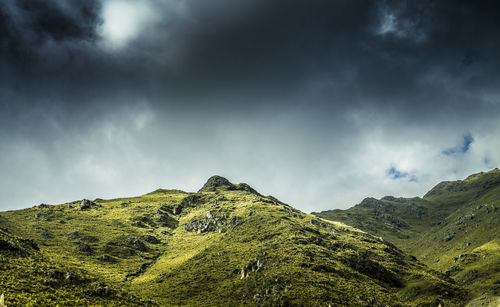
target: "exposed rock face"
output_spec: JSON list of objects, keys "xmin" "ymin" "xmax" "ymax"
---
[
  {"xmin": 46, "ymin": 270, "xmax": 81, "ymax": 285},
  {"xmin": 0, "ymin": 239, "xmax": 29, "ymax": 257},
  {"xmin": 130, "ymin": 216, "xmax": 156, "ymax": 228},
  {"xmin": 240, "ymin": 258, "xmax": 264, "ymax": 279},
  {"xmin": 444, "ymin": 232, "xmax": 456, "ymax": 242},
  {"xmin": 67, "ymin": 231, "xmax": 80, "ymax": 240},
  {"xmin": 281, "ymin": 206, "xmax": 304, "ymax": 219},
  {"xmin": 198, "ymin": 176, "xmax": 234, "ymax": 192},
  {"xmin": 453, "ymin": 253, "xmax": 478, "ymax": 264},
  {"xmin": 79, "ymin": 199, "xmax": 100, "ymax": 211},
  {"xmin": 98, "ymin": 254, "xmax": 117, "ymax": 262},
  {"xmin": 103, "ymin": 235, "xmax": 150, "ymax": 258},
  {"xmin": 309, "ymin": 219, "xmax": 336, "ymax": 233},
  {"xmin": 90, "ymin": 282, "xmax": 111, "ymax": 297},
  {"xmin": 34, "ymin": 207, "xmax": 55, "ymax": 221},
  {"xmin": 198, "ymin": 175, "xmax": 261, "ymax": 195},
  {"xmin": 126, "ymin": 237, "xmax": 148, "ymax": 251},
  {"xmin": 343, "ymin": 251, "xmax": 403, "ymax": 287},
  {"xmin": 358, "ymin": 197, "xmax": 396, "ymax": 212},
  {"xmin": 172, "ymin": 206, "xmax": 182, "ymax": 215},
  {"xmin": 185, "ymin": 211, "xmax": 242, "ymax": 233},
  {"xmin": 380, "ymin": 214, "xmax": 408, "ymax": 228}
]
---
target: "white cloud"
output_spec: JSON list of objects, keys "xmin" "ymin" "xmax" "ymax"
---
[
  {"xmin": 100, "ymin": 0, "xmax": 159, "ymax": 48},
  {"xmin": 1, "ymin": 103, "xmax": 499, "ymax": 213}
]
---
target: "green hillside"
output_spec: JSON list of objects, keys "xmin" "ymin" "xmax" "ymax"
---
[
  {"xmin": 0, "ymin": 225, "xmax": 152, "ymax": 306},
  {"xmin": 314, "ymin": 169, "xmax": 500, "ymax": 306},
  {"xmin": 0, "ymin": 176, "xmax": 469, "ymax": 306}
]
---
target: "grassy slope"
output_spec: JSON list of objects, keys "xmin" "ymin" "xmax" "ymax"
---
[
  {"xmin": 314, "ymin": 169, "xmax": 500, "ymax": 306},
  {"xmin": 0, "ymin": 226, "xmax": 151, "ymax": 306},
  {"xmin": 0, "ymin": 177, "xmax": 469, "ymax": 306}
]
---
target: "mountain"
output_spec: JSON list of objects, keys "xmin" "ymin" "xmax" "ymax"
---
[
  {"xmin": 314, "ymin": 169, "xmax": 500, "ymax": 306},
  {"xmin": 0, "ymin": 176, "xmax": 470, "ymax": 306}
]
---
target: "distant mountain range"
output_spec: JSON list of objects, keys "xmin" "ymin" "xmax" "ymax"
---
[{"xmin": 1, "ymin": 171, "xmax": 499, "ymax": 306}]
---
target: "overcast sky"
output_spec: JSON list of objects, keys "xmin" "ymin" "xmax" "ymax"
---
[{"xmin": 1, "ymin": 0, "xmax": 499, "ymax": 212}]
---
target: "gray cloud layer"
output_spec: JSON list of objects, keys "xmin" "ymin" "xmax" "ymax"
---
[{"xmin": 1, "ymin": 0, "xmax": 500, "ymax": 212}]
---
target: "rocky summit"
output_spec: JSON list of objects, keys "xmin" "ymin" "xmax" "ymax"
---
[
  {"xmin": 198, "ymin": 175, "xmax": 261, "ymax": 195},
  {"xmin": 1, "ymin": 174, "xmax": 497, "ymax": 305},
  {"xmin": 198, "ymin": 175, "xmax": 235, "ymax": 192}
]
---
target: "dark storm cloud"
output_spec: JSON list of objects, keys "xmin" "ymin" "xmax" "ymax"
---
[
  {"xmin": 0, "ymin": 0, "xmax": 100, "ymax": 54},
  {"xmin": 2, "ymin": 0, "xmax": 500, "ymax": 112},
  {"xmin": 0, "ymin": 0, "xmax": 105, "ymax": 125},
  {"xmin": 0, "ymin": 0, "xmax": 101, "ymax": 78},
  {"xmin": 144, "ymin": 0, "xmax": 500, "ymax": 115},
  {"xmin": 157, "ymin": 1, "xmax": 378, "ymax": 97},
  {"xmin": 1, "ymin": 0, "xmax": 500, "ymax": 211},
  {"xmin": 0, "ymin": 0, "xmax": 155, "ymax": 116}
]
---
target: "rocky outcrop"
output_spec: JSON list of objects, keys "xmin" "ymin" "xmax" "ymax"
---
[
  {"xmin": 198, "ymin": 176, "xmax": 234, "ymax": 192},
  {"xmin": 130, "ymin": 216, "xmax": 156, "ymax": 228},
  {"xmin": 78, "ymin": 243, "xmax": 93, "ymax": 254},
  {"xmin": 89, "ymin": 282, "xmax": 111, "ymax": 297},
  {"xmin": 98, "ymin": 254, "xmax": 117, "ymax": 262},
  {"xmin": 155, "ymin": 210, "xmax": 178, "ymax": 228},
  {"xmin": 233, "ymin": 183, "xmax": 261, "ymax": 196},
  {"xmin": 357, "ymin": 198, "xmax": 396, "ymax": 211},
  {"xmin": 45, "ymin": 270, "xmax": 82, "ymax": 285},
  {"xmin": 67, "ymin": 231, "xmax": 80, "ymax": 240},
  {"xmin": 343, "ymin": 251, "xmax": 403, "ymax": 287},
  {"xmin": 126, "ymin": 237, "xmax": 148, "ymax": 251},
  {"xmin": 198, "ymin": 175, "xmax": 261, "ymax": 195},
  {"xmin": 185, "ymin": 211, "xmax": 242, "ymax": 233},
  {"xmin": 240, "ymin": 258, "xmax": 264, "ymax": 279},
  {"xmin": 0, "ymin": 239, "xmax": 29, "ymax": 257},
  {"xmin": 37, "ymin": 227, "xmax": 53, "ymax": 239},
  {"xmin": 309, "ymin": 218, "xmax": 336, "ymax": 233},
  {"xmin": 79, "ymin": 199, "xmax": 101, "ymax": 211},
  {"xmin": 142, "ymin": 235, "xmax": 160, "ymax": 244}
]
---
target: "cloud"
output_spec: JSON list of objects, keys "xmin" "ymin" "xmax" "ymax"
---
[
  {"xmin": 387, "ymin": 167, "xmax": 417, "ymax": 182},
  {"xmin": 100, "ymin": 0, "xmax": 161, "ymax": 48},
  {"xmin": 0, "ymin": 0, "xmax": 101, "ymax": 55},
  {"xmin": 443, "ymin": 133, "xmax": 474, "ymax": 156},
  {"xmin": 1, "ymin": 1, "xmax": 500, "ymax": 212},
  {"xmin": 376, "ymin": 1, "xmax": 432, "ymax": 42}
]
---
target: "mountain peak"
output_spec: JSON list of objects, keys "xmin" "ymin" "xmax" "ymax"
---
[
  {"xmin": 198, "ymin": 175, "xmax": 261, "ymax": 195},
  {"xmin": 198, "ymin": 175, "xmax": 234, "ymax": 192},
  {"xmin": 424, "ymin": 168, "xmax": 500, "ymax": 199}
]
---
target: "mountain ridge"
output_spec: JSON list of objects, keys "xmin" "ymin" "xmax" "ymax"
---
[
  {"xmin": 0, "ymin": 175, "xmax": 472, "ymax": 305},
  {"xmin": 314, "ymin": 168, "xmax": 500, "ymax": 306}
]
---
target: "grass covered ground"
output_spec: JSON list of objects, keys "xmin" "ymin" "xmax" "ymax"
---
[
  {"xmin": 315, "ymin": 169, "xmax": 500, "ymax": 306},
  {"xmin": 0, "ymin": 227, "xmax": 152, "ymax": 306},
  {"xmin": 0, "ymin": 175, "xmax": 472, "ymax": 305}
]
